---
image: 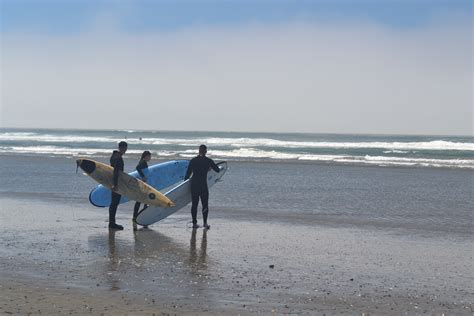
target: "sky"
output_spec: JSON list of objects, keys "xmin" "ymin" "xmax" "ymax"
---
[{"xmin": 1, "ymin": 0, "xmax": 472, "ymax": 135}]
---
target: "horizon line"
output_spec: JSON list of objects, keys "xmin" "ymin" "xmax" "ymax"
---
[{"xmin": 0, "ymin": 126, "xmax": 472, "ymax": 138}]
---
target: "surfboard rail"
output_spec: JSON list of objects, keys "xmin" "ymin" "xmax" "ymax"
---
[
  {"xmin": 88, "ymin": 160, "xmax": 189, "ymax": 207},
  {"xmin": 77, "ymin": 158, "xmax": 175, "ymax": 208}
]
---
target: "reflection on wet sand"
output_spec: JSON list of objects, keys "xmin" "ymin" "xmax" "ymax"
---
[
  {"xmin": 185, "ymin": 228, "xmax": 214, "ymax": 307},
  {"xmin": 188, "ymin": 228, "xmax": 208, "ymax": 271},
  {"xmin": 87, "ymin": 228, "xmax": 213, "ymax": 293},
  {"xmin": 107, "ymin": 230, "xmax": 120, "ymax": 291},
  {"xmin": 88, "ymin": 229, "xmax": 188, "ymax": 291}
]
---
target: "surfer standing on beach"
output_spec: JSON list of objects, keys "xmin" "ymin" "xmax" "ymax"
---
[
  {"xmin": 184, "ymin": 144, "xmax": 220, "ymax": 229},
  {"xmin": 109, "ymin": 141, "xmax": 128, "ymax": 230},
  {"xmin": 133, "ymin": 150, "xmax": 151, "ymax": 229}
]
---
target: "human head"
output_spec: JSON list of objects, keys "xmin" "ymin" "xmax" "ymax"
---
[
  {"xmin": 118, "ymin": 141, "xmax": 128, "ymax": 154},
  {"xmin": 141, "ymin": 150, "xmax": 151, "ymax": 161},
  {"xmin": 199, "ymin": 144, "xmax": 207, "ymax": 156}
]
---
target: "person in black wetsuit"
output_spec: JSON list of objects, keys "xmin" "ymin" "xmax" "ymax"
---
[
  {"xmin": 184, "ymin": 145, "xmax": 220, "ymax": 229},
  {"xmin": 109, "ymin": 141, "xmax": 128, "ymax": 230},
  {"xmin": 133, "ymin": 151, "xmax": 151, "ymax": 227}
]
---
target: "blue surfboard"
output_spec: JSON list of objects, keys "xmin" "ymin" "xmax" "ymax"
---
[{"xmin": 89, "ymin": 160, "xmax": 189, "ymax": 207}]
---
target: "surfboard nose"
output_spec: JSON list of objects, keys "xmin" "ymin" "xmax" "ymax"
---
[{"xmin": 76, "ymin": 159, "xmax": 96, "ymax": 174}]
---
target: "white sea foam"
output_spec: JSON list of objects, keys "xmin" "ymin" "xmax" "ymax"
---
[
  {"xmin": 221, "ymin": 138, "xmax": 474, "ymax": 151},
  {"xmin": 1, "ymin": 132, "xmax": 473, "ymax": 151},
  {"xmin": 0, "ymin": 146, "xmax": 143, "ymax": 156},
  {"xmin": 146, "ymin": 137, "xmax": 474, "ymax": 151},
  {"xmin": 207, "ymin": 148, "xmax": 474, "ymax": 168},
  {"xmin": 1, "ymin": 144, "xmax": 473, "ymax": 169},
  {"xmin": 1, "ymin": 132, "xmax": 37, "ymax": 136},
  {"xmin": 0, "ymin": 134, "xmax": 118, "ymax": 143},
  {"xmin": 383, "ymin": 150, "xmax": 410, "ymax": 154},
  {"xmin": 299, "ymin": 154, "xmax": 474, "ymax": 168},
  {"xmin": 209, "ymin": 148, "xmax": 301, "ymax": 160}
]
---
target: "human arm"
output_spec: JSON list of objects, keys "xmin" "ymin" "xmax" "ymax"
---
[
  {"xmin": 136, "ymin": 160, "xmax": 147, "ymax": 181},
  {"xmin": 209, "ymin": 159, "xmax": 220, "ymax": 173},
  {"xmin": 112, "ymin": 163, "xmax": 120, "ymax": 189},
  {"xmin": 184, "ymin": 160, "xmax": 193, "ymax": 180},
  {"xmin": 111, "ymin": 155, "xmax": 124, "ymax": 190}
]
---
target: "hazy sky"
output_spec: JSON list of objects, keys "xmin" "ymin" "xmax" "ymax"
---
[{"xmin": 1, "ymin": 0, "xmax": 472, "ymax": 135}]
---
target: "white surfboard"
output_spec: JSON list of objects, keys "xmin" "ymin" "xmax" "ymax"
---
[{"xmin": 136, "ymin": 161, "xmax": 227, "ymax": 226}]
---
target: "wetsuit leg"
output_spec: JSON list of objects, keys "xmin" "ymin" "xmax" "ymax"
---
[
  {"xmin": 201, "ymin": 190, "xmax": 209, "ymax": 224},
  {"xmin": 133, "ymin": 201, "xmax": 141, "ymax": 219},
  {"xmin": 109, "ymin": 192, "xmax": 121, "ymax": 224},
  {"xmin": 191, "ymin": 189, "xmax": 200, "ymax": 225}
]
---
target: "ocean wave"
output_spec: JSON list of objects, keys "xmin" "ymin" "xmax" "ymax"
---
[
  {"xmin": 0, "ymin": 146, "xmax": 144, "ymax": 156},
  {"xmin": 324, "ymin": 155, "xmax": 474, "ymax": 168},
  {"xmin": 134, "ymin": 137, "xmax": 474, "ymax": 151},
  {"xmin": 1, "ymin": 145, "xmax": 472, "ymax": 168},
  {"xmin": 1, "ymin": 132, "xmax": 472, "ymax": 151},
  {"xmin": 0, "ymin": 134, "xmax": 118, "ymax": 143},
  {"xmin": 211, "ymin": 138, "xmax": 474, "ymax": 151},
  {"xmin": 383, "ymin": 150, "xmax": 410, "ymax": 154},
  {"xmin": 1, "ymin": 132, "xmax": 37, "ymax": 136},
  {"xmin": 205, "ymin": 148, "xmax": 474, "ymax": 168}
]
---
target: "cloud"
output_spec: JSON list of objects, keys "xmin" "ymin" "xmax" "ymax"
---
[{"xmin": 1, "ymin": 18, "xmax": 472, "ymax": 135}]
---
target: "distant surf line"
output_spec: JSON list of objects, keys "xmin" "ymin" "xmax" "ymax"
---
[
  {"xmin": 1, "ymin": 145, "xmax": 473, "ymax": 169},
  {"xmin": 0, "ymin": 132, "xmax": 473, "ymax": 151}
]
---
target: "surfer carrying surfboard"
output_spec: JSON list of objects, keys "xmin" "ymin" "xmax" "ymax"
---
[
  {"xmin": 133, "ymin": 151, "xmax": 151, "ymax": 228},
  {"xmin": 109, "ymin": 141, "xmax": 128, "ymax": 230},
  {"xmin": 184, "ymin": 145, "xmax": 220, "ymax": 229}
]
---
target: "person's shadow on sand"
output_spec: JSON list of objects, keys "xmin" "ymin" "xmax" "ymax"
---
[{"xmin": 188, "ymin": 228, "xmax": 208, "ymax": 271}]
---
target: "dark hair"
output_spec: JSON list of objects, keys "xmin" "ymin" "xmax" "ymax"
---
[
  {"xmin": 199, "ymin": 144, "xmax": 207, "ymax": 154},
  {"xmin": 141, "ymin": 150, "xmax": 151, "ymax": 159},
  {"xmin": 118, "ymin": 141, "xmax": 128, "ymax": 149}
]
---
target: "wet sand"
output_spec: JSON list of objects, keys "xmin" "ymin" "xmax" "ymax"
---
[{"xmin": 0, "ymin": 197, "xmax": 472, "ymax": 315}]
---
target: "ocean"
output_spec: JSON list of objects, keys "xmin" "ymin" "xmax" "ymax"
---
[
  {"xmin": 0, "ymin": 128, "xmax": 473, "ymax": 168},
  {"xmin": 0, "ymin": 128, "xmax": 472, "ymax": 235}
]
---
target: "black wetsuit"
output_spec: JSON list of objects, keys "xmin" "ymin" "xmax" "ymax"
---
[
  {"xmin": 184, "ymin": 155, "xmax": 220, "ymax": 225},
  {"xmin": 133, "ymin": 159, "xmax": 148, "ymax": 219},
  {"xmin": 109, "ymin": 150, "xmax": 124, "ymax": 225}
]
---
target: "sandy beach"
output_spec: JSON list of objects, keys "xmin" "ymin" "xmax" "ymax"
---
[
  {"xmin": 2, "ymin": 0, "xmax": 473, "ymax": 313},
  {"xmin": 1, "ymin": 194, "xmax": 472, "ymax": 315}
]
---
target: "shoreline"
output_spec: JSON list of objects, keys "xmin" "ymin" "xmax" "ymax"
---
[
  {"xmin": 1, "ymin": 153, "xmax": 473, "ymax": 171},
  {"xmin": 1, "ymin": 194, "xmax": 473, "ymax": 238}
]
